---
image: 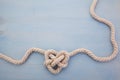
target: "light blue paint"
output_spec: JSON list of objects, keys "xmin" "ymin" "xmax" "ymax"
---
[{"xmin": 0, "ymin": 0, "xmax": 120, "ymax": 80}]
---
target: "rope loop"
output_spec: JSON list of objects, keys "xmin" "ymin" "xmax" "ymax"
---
[{"xmin": 44, "ymin": 50, "xmax": 70, "ymax": 74}]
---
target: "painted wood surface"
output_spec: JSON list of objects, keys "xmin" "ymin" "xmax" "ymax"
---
[{"xmin": 0, "ymin": 0, "xmax": 120, "ymax": 80}]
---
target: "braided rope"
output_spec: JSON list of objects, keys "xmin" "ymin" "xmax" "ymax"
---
[
  {"xmin": 0, "ymin": 0, "xmax": 118, "ymax": 74},
  {"xmin": 0, "ymin": 48, "xmax": 45, "ymax": 64},
  {"xmin": 69, "ymin": 0, "xmax": 118, "ymax": 62}
]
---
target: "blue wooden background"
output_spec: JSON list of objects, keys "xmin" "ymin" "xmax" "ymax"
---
[{"xmin": 0, "ymin": 0, "xmax": 120, "ymax": 80}]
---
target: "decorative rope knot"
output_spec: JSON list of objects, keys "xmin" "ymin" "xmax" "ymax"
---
[{"xmin": 44, "ymin": 50, "xmax": 70, "ymax": 74}]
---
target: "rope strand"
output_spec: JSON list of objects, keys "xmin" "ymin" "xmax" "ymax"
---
[
  {"xmin": 69, "ymin": 0, "xmax": 118, "ymax": 62},
  {"xmin": 0, "ymin": 48, "xmax": 45, "ymax": 64}
]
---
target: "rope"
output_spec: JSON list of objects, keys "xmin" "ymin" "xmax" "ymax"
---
[
  {"xmin": 0, "ymin": 0, "xmax": 118, "ymax": 74},
  {"xmin": 0, "ymin": 48, "xmax": 45, "ymax": 64}
]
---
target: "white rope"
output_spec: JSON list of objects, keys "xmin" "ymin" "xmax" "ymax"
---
[
  {"xmin": 0, "ymin": 0, "xmax": 118, "ymax": 74},
  {"xmin": 0, "ymin": 48, "xmax": 45, "ymax": 64},
  {"xmin": 69, "ymin": 0, "xmax": 118, "ymax": 62}
]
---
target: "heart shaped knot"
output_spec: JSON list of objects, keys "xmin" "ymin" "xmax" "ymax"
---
[{"xmin": 44, "ymin": 50, "xmax": 70, "ymax": 74}]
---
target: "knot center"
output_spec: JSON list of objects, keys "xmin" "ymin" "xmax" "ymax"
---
[{"xmin": 44, "ymin": 50, "xmax": 69, "ymax": 74}]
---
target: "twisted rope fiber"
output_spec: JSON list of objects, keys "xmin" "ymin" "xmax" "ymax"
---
[{"xmin": 0, "ymin": 0, "xmax": 118, "ymax": 74}]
